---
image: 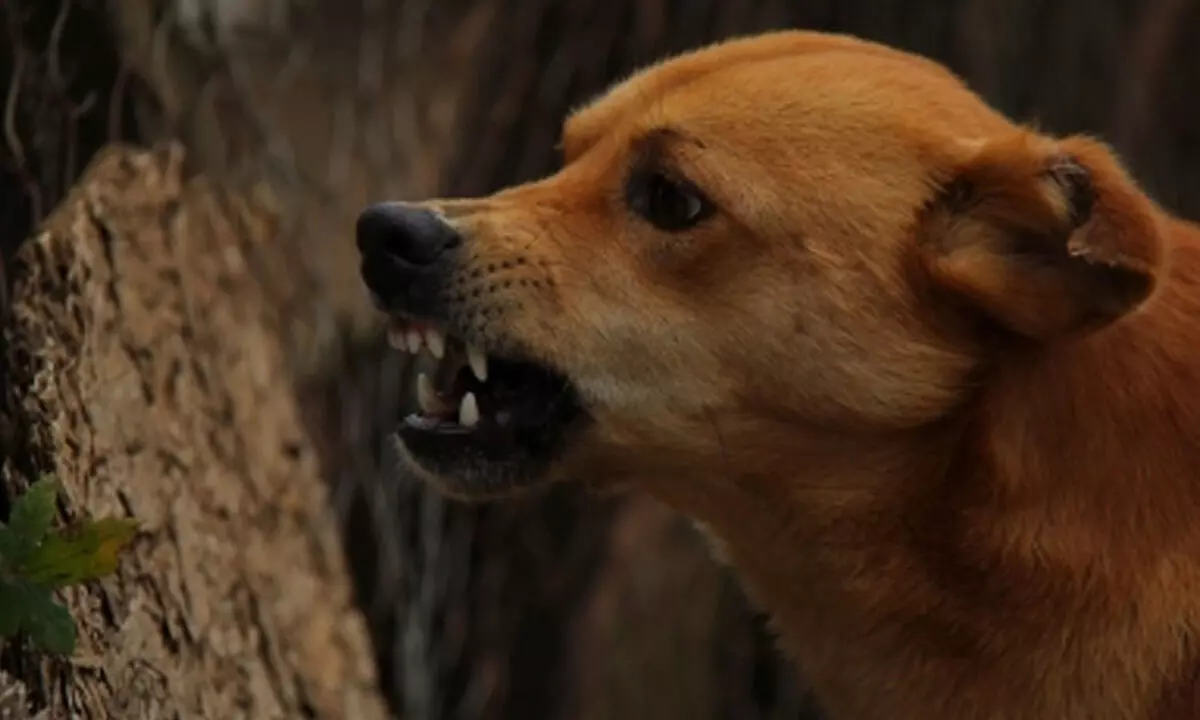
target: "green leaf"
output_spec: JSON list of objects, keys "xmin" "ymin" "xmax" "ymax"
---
[
  {"xmin": 7, "ymin": 477, "xmax": 60, "ymax": 552},
  {"xmin": 19, "ymin": 517, "xmax": 140, "ymax": 589},
  {"xmin": 0, "ymin": 580, "xmax": 22, "ymax": 637},
  {"xmin": 0, "ymin": 579, "xmax": 76, "ymax": 655},
  {"xmin": 19, "ymin": 584, "xmax": 75, "ymax": 655}
]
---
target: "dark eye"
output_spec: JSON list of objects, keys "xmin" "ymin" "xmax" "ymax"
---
[{"xmin": 627, "ymin": 170, "xmax": 714, "ymax": 232}]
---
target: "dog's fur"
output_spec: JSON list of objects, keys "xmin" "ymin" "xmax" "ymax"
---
[{"xmin": 375, "ymin": 32, "xmax": 1200, "ymax": 719}]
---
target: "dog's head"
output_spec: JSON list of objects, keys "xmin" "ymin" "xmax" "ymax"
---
[{"xmin": 357, "ymin": 31, "xmax": 1164, "ymax": 500}]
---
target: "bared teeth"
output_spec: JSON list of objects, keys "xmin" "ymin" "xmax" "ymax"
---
[
  {"xmin": 458, "ymin": 392, "xmax": 480, "ymax": 427},
  {"xmin": 466, "ymin": 344, "xmax": 488, "ymax": 382},
  {"xmin": 391, "ymin": 322, "xmax": 493, "ymax": 424},
  {"xmin": 405, "ymin": 330, "xmax": 423, "ymax": 354},
  {"xmin": 425, "ymin": 328, "xmax": 446, "ymax": 359},
  {"xmin": 387, "ymin": 322, "xmax": 407, "ymax": 350}
]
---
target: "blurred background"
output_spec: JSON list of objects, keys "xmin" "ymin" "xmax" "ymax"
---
[{"xmin": 1, "ymin": 1, "xmax": 1198, "ymax": 719}]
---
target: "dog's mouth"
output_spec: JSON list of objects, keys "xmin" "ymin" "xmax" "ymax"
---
[{"xmin": 386, "ymin": 313, "xmax": 585, "ymax": 493}]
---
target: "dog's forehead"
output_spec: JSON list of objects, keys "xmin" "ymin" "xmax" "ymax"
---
[{"xmin": 564, "ymin": 38, "xmax": 1006, "ymax": 163}]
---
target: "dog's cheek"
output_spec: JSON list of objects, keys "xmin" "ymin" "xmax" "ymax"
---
[
  {"xmin": 641, "ymin": 226, "xmax": 764, "ymax": 303},
  {"xmin": 710, "ymin": 279, "xmax": 970, "ymax": 429}
]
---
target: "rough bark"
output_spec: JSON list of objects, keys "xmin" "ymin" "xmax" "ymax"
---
[{"xmin": 0, "ymin": 144, "xmax": 387, "ymax": 719}]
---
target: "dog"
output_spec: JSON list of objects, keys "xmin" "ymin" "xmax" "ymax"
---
[{"xmin": 355, "ymin": 30, "xmax": 1200, "ymax": 720}]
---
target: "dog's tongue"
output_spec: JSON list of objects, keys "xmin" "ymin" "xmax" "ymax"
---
[{"xmin": 416, "ymin": 372, "xmax": 481, "ymax": 427}]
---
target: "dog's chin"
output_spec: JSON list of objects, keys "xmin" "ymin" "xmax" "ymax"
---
[{"xmin": 392, "ymin": 430, "xmax": 573, "ymax": 501}]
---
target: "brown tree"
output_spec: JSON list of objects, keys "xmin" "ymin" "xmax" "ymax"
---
[{"xmin": 1, "ymin": 1, "xmax": 1197, "ymax": 718}]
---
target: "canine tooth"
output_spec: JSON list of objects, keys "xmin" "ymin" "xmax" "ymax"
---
[
  {"xmin": 425, "ymin": 328, "xmax": 446, "ymax": 359},
  {"xmin": 417, "ymin": 373, "xmax": 439, "ymax": 414},
  {"xmin": 405, "ymin": 330, "xmax": 423, "ymax": 354},
  {"xmin": 458, "ymin": 392, "xmax": 480, "ymax": 427},
  {"xmin": 466, "ymin": 344, "xmax": 489, "ymax": 382},
  {"xmin": 386, "ymin": 324, "xmax": 407, "ymax": 350}
]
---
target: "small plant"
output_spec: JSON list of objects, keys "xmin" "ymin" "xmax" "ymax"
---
[{"xmin": 0, "ymin": 475, "xmax": 139, "ymax": 655}]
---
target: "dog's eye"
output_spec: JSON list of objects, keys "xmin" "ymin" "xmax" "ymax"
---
[{"xmin": 627, "ymin": 170, "xmax": 714, "ymax": 232}]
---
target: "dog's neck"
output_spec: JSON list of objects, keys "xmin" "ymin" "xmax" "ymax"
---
[{"xmin": 615, "ymin": 234, "xmax": 1200, "ymax": 717}]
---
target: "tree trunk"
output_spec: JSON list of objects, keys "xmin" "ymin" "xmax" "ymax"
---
[
  {"xmin": 1, "ymin": 144, "xmax": 387, "ymax": 718},
  {"xmin": 2, "ymin": 0, "xmax": 1198, "ymax": 718}
]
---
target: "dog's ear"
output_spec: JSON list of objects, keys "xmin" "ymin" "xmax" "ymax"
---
[{"xmin": 919, "ymin": 133, "xmax": 1164, "ymax": 340}]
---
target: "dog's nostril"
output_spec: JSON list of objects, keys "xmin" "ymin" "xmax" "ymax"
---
[{"xmin": 355, "ymin": 202, "xmax": 461, "ymax": 266}]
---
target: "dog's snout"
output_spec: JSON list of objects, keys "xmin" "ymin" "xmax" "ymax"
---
[{"xmin": 356, "ymin": 203, "xmax": 461, "ymax": 266}]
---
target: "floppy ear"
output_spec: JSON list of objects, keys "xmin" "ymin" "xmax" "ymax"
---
[{"xmin": 919, "ymin": 132, "xmax": 1164, "ymax": 340}]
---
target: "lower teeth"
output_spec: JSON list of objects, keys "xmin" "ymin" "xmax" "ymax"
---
[
  {"xmin": 458, "ymin": 392, "xmax": 480, "ymax": 427},
  {"xmin": 416, "ymin": 373, "xmax": 481, "ymax": 429}
]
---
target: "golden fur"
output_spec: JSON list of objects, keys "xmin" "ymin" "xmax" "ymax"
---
[{"xmin": 380, "ymin": 31, "xmax": 1200, "ymax": 719}]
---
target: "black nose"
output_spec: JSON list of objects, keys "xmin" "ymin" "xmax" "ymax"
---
[{"xmin": 356, "ymin": 203, "xmax": 461, "ymax": 266}]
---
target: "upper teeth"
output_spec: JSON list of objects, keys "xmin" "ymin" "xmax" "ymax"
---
[
  {"xmin": 405, "ymin": 330, "xmax": 423, "ymax": 354},
  {"xmin": 387, "ymin": 324, "xmax": 407, "ymax": 350},
  {"xmin": 385, "ymin": 320, "xmax": 486, "ymax": 380},
  {"xmin": 466, "ymin": 344, "xmax": 488, "ymax": 382},
  {"xmin": 426, "ymin": 328, "xmax": 445, "ymax": 359}
]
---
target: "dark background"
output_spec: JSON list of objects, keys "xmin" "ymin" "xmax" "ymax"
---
[{"xmin": 2, "ymin": 1, "xmax": 1198, "ymax": 718}]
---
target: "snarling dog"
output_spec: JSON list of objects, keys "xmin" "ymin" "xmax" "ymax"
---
[{"xmin": 355, "ymin": 30, "xmax": 1200, "ymax": 720}]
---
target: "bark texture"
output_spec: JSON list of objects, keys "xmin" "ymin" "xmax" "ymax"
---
[{"xmin": 1, "ymin": 144, "xmax": 386, "ymax": 719}]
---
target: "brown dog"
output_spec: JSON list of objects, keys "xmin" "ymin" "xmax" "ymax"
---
[{"xmin": 355, "ymin": 31, "xmax": 1200, "ymax": 720}]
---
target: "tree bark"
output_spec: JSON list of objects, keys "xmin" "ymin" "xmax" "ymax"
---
[{"xmin": 0, "ymin": 144, "xmax": 388, "ymax": 718}]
